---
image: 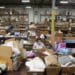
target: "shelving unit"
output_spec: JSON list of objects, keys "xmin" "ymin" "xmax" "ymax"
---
[
  {"xmin": 39, "ymin": 11, "xmax": 75, "ymax": 35},
  {"xmin": 0, "ymin": 8, "xmax": 29, "ymax": 34},
  {"xmin": 40, "ymin": 14, "xmax": 51, "ymax": 22}
]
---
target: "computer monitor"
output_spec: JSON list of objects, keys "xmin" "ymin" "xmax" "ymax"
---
[
  {"xmin": 14, "ymin": 32, "xmax": 20, "ymax": 36},
  {"xmin": 66, "ymin": 40, "xmax": 75, "ymax": 48}
]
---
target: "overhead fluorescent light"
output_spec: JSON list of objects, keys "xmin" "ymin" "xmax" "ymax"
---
[
  {"xmin": 0, "ymin": 6, "xmax": 5, "ymax": 9},
  {"xmin": 22, "ymin": 0, "xmax": 30, "ymax": 3},
  {"xmin": 26, "ymin": 6, "xmax": 31, "ymax": 8},
  {"xmin": 60, "ymin": 1, "xmax": 69, "ymax": 4}
]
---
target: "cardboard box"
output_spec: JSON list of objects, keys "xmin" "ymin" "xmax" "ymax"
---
[
  {"xmin": 44, "ymin": 55, "xmax": 58, "ymax": 67},
  {"xmin": 0, "ymin": 30, "xmax": 6, "ymax": 35},
  {"xmin": 27, "ymin": 72, "xmax": 44, "ymax": 75},
  {"xmin": 0, "ymin": 40, "xmax": 23, "ymax": 71},
  {"xmin": 5, "ymin": 39, "xmax": 20, "ymax": 49},
  {"xmin": 64, "ymin": 37, "xmax": 75, "ymax": 40},
  {"xmin": 0, "ymin": 57, "xmax": 13, "ymax": 72},
  {"xmin": 5, "ymin": 38, "xmax": 15, "ymax": 43},
  {"xmin": 0, "ymin": 46, "xmax": 13, "ymax": 70},
  {"xmin": 0, "ymin": 46, "xmax": 12, "ymax": 58},
  {"xmin": 55, "ymin": 32, "xmax": 63, "ymax": 37},
  {"xmin": 61, "ymin": 67, "xmax": 75, "ymax": 75},
  {"xmin": 46, "ymin": 66, "xmax": 61, "ymax": 75},
  {"xmin": 13, "ymin": 40, "xmax": 20, "ymax": 49}
]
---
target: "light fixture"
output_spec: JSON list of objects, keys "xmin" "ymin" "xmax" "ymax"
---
[
  {"xmin": 60, "ymin": 1, "xmax": 69, "ymax": 4},
  {"xmin": 26, "ymin": 6, "xmax": 31, "ymax": 8},
  {"xmin": 22, "ymin": 0, "xmax": 30, "ymax": 3},
  {"xmin": 54, "ymin": 7, "xmax": 58, "ymax": 9},
  {"xmin": 0, "ymin": 6, "xmax": 5, "ymax": 9}
]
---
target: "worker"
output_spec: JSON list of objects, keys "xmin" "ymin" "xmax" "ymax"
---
[
  {"xmin": 28, "ymin": 22, "xmax": 37, "ymax": 37},
  {"xmin": 33, "ymin": 38, "xmax": 46, "ymax": 50},
  {"xmin": 54, "ymin": 37, "xmax": 70, "ymax": 55}
]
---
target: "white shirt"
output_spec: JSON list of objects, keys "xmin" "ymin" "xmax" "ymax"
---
[
  {"xmin": 33, "ymin": 42, "xmax": 45, "ymax": 49},
  {"xmin": 28, "ymin": 31, "xmax": 36, "ymax": 36},
  {"xmin": 40, "ymin": 34, "xmax": 45, "ymax": 39}
]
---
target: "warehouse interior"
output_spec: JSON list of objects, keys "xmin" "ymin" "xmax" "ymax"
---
[{"xmin": 0, "ymin": 0, "xmax": 75, "ymax": 75}]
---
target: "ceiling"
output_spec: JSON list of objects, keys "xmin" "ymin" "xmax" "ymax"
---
[{"xmin": 0, "ymin": 0, "xmax": 75, "ymax": 7}]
